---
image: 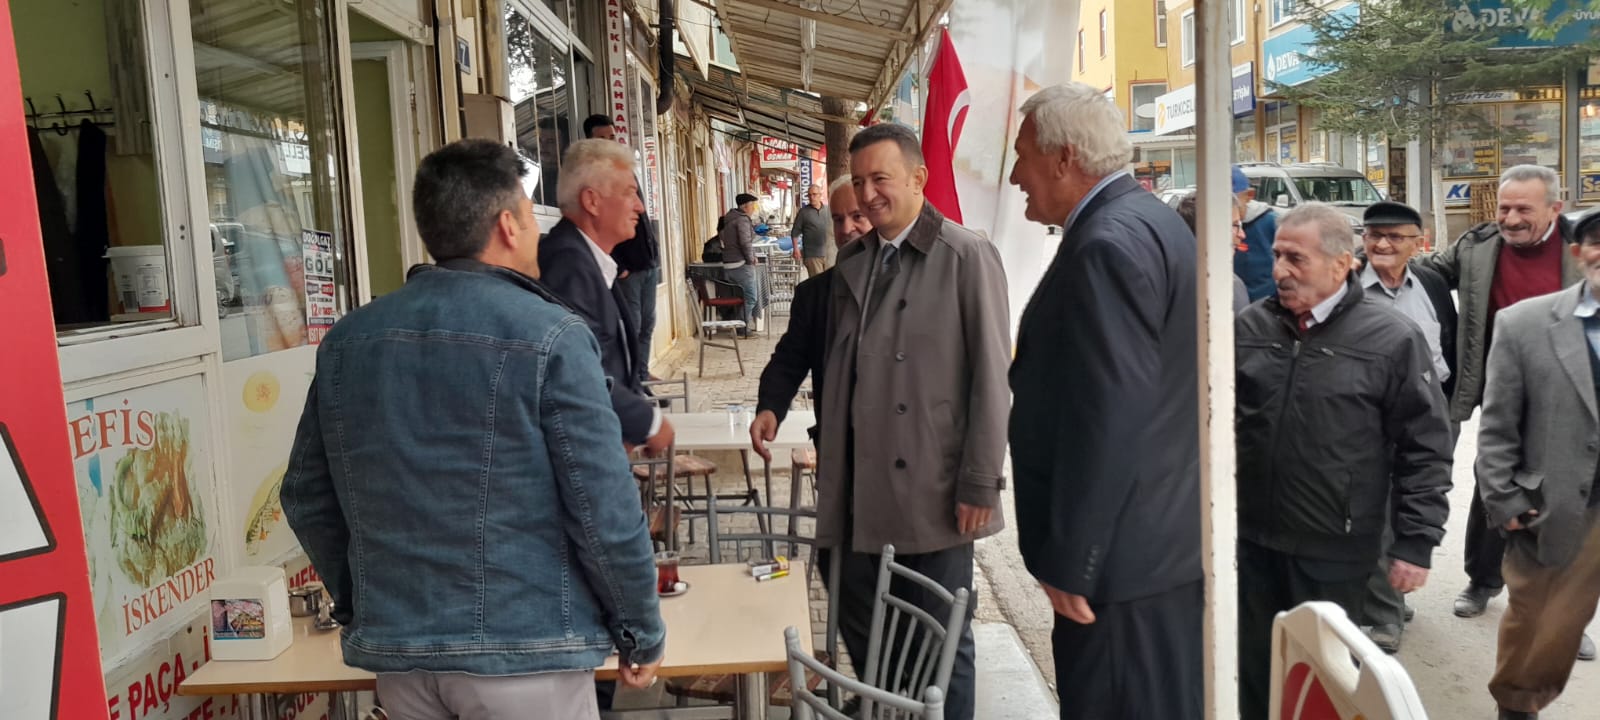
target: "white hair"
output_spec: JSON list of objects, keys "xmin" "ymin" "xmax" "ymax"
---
[
  {"xmin": 557, "ymin": 139, "xmax": 635, "ymax": 212},
  {"xmin": 1279, "ymin": 202, "xmax": 1355, "ymax": 258},
  {"xmin": 828, "ymin": 174, "xmax": 853, "ymax": 196},
  {"xmin": 1499, "ymin": 164, "xmax": 1560, "ymax": 205},
  {"xmin": 1019, "ymin": 83, "xmax": 1133, "ymax": 177}
]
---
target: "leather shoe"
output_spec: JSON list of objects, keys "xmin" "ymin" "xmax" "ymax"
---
[
  {"xmin": 1453, "ymin": 584, "xmax": 1502, "ymax": 618},
  {"xmin": 1581, "ymin": 633, "xmax": 1596, "ymax": 662},
  {"xmin": 1368, "ymin": 623, "xmax": 1402, "ymax": 654},
  {"xmin": 1498, "ymin": 710, "xmax": 1537, "ymax": 719},
  {"xmin": 1404, "ymin": 603, "xmax": 1415, "ymax": 623}
]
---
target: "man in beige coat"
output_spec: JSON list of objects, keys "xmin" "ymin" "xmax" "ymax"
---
[
  {"xmin": 815, "ymin": 123, "xmax": 1011, "ymax": 720},
  {"xmin": 1476, "ymin": 210, "xmax": 1600, "ymax": 719}
]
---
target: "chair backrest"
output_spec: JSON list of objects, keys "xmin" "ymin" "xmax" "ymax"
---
[
  {"xmin": 643, "ymin": 377, "xmax": 691, "ymax": 413},
  {"xmin": 1269, "ymin": 601, "xmax": 1427, "ymax": 720},
  {"xmin": 786, "ymin": 626, "xmax": 945, "ymax": 720},
  {"xmin": 860, "ymin": 545, "xmax": 971, "ymax": 719}
]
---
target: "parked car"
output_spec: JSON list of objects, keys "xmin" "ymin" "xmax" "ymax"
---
[
  {"xmin": 1238, "ymin": 162, "xmax": 1383, "ymax": 234},
  {"xmin": 1157, "ymin": 186, "xmax": 1196, "ymax": 209}
]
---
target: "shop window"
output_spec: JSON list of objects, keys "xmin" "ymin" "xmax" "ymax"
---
[
  {"xmin": 506, "ymin": 5, "xmax": 575, "ymax": 209},
  {"xmin": 1443, "ymin": 106, "xmax": 1501, "ymax": 179},
  {"xmin": 1130, "ymin": 83, "xmax": 1166, "ymax": 132},
  {"xmin": 1156, "ymin": 0, "xmax": 1168, "ymax": 47},
  {"xmin": 1181, "ymin": 11, "xmax": 1195, "ymax": 67},
  {"xmin": 1500, "ymin": 102, "xmax": 1561, "ymax": 170},
  {"xmin": 1232, "ymin": 0, "xmax": 1246, "ymax": 44},
  {"xmin": 1271, "ymin": 0, "xmax": 1297, "ymax": 27},
  {"xmin": 13, "ymin": 0, "xmax": 175, "ymax": 335},
  {"xmin": 191, "ymin": 0, "xmax": 353, "ymax": 360},
  {"xmin": 1234, "ymin": 115, "xmax": 1259, "ymax": 162}
]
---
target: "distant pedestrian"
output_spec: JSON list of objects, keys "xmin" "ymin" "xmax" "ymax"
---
[
  {"xmin": 792, "ymin": 183, "xmax": 832, "ymax": 276},
  {"xmin": 1234, "ymin": 202, "xmax": 1452, "ymax": 720},
  {"xmin": 718, "ymin": 193, "xmax": 762, "ymax": 337},
  {"xmin": 1233, "ymin": 165, "xmax": 1280, "ymax": 301},
  {"xmin": 1008, "ymin": 82, "xmax": 1203, "ymax": 720},
  {"xmin": 1175, "ymin": 192, "xmax": 1250, "ymax": 314}
]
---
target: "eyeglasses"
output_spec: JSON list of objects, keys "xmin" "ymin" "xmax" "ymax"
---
[
  {"xmin": 1231, "ymin": 222, "xmax": 1244, "ymax": 231},
  {"xmin": 1363, "ymin": 230, "xmax": 1421, "ymax": 244}
]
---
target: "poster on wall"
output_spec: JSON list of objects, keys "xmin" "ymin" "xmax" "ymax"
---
[
  {"xmin": 70, "ymin": 376, "xmax": 220, "ymax": 668},
  {"xmin": 225, "ymin": 345, "xmax": 316, "ymax": 564},
  {"xmin": 300, "ymin": 230, "xmax": 335, "ymax": 345},
  {"xmin": 642, "ymin": 136, "xmax": 661, "ymax": 219}
]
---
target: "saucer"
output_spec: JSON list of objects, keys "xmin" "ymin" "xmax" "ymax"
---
[{"xmin": 659, "ymin": 582, "xmax": 690, "ymax": 598}]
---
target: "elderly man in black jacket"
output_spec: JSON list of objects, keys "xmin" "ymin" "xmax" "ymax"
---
[
  {"xmin": 1235, "ymin": 202, "xmax": 1453, "ymax": 720},
  {"xmin": 750, "ymin": 174, "xmax": 871, "ymax": 460},
  {"xmin": 1008, "ymin": 82, "xmax": 1203, "ymax": 719}
]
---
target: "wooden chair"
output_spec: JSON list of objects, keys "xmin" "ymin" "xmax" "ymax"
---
[{"xmin": 687, "ymin": 274, "xmax": 745, "ymax": 377}]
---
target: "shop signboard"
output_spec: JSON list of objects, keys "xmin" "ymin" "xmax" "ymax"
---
[
  {"xmin": 1448, "ymin": 0, "xmax": 1600, "ymax": 48},
  {"xmin": 1445, "ymin": 181, "xmax": 1474, "ymax": 205},
  {"xmin": 1263, "ymin": 3, "xmax": 1361, "ymax": 88},
  {"xmin": 604, "ymin": 0, "xmax": 631, "ymax": 146},
  {"xmin": 300, "ymin": 230, "xmax": 335, "ymax": 345},
  {"xmin": 1581, "ymin": 173, "xmax": 1600, "ymax": 201},
  {"xmin": 70, "ymin": 376, "xmax": 221, "ymax": 668},
  {"xmin": 225, "ymin": 345, "xmax": 316, "ymax": 565},
  {"xmin": 642, "ymin": 136, "xmax": 662, "ymax": 219},
  {"xmin": 798, "ymin": 151, "xmax": 813, "ymax": 194},
  {"xmin": 1153, "ymin": 84, "xmax": 1197, "ymax": 135},
  {"xmin": 760, "ymin": 137, "xmax": 798, "ymax": 169},
  {"xmin": 1232, "ymin": 63, "xmax": 1256, "ymax": 117}
]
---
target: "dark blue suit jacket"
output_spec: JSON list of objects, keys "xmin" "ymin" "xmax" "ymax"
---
[
  {"xmin": 539, "ymin": 218, "xmax": 655, "ymax": 444},
  {"xmin": 1009, "ymin": 174, "xmax": 1204, "ymax": 603}
]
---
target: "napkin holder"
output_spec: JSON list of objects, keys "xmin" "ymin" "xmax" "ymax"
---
[{"xmin": 210, "ymin": 566, "xmax": 293, "ymax": 661}]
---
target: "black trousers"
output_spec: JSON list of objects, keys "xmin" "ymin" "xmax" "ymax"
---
[
  {"xmin": 1364, "ymin": 519, "xmax": 1407, "ymax": 627},
  {"xmin": 1465, "ymin": 487, "xmax": 1508, "ymax": 589},
  {"xmin": 1051, "ymin": 580, "xmax": 1204, "ymax": 720},
  {"xmin": 817, "ymin": 542, "xmax": 977, "ymax": 720},
  {"xmin": 1238, "ymin": 541, "xmax": 1369, "ymax": 720}
]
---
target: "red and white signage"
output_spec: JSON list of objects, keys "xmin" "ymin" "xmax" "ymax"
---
[
  {"xmin": 604, "ymin": 0, "xmax": 631, "ymax": 146},
  {"xmin": 759, "ymin": 137, "xmax": 797, "ymax": 169}
]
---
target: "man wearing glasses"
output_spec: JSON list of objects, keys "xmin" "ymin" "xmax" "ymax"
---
[{"xmin": 1357, "ymin": 201, "xmax": 1459, "ymax": 653}]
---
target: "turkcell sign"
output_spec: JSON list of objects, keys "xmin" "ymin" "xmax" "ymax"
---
[
  {"xmin": 1263, "ymin": 3, "xmax": 1360, "ymax": 87},
  {"xmin": 1448, "ymin": 0, "xmax": 1600, "ymax": 48},
  {"xmin": 1154, "ymin": 84, "xmax": 1197, "ymax": 135}
]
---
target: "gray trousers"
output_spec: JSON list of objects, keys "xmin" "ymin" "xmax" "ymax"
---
[{"xmin": 377, "ymin": 669, "xmax": 598, "ymax": 720}]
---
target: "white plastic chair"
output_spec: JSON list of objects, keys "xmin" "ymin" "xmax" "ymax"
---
[{"xmin": 1270, "ymin": 601, "xmax": 1428, "ymax": 720}]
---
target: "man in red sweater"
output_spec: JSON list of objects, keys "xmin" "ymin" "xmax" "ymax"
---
[{"xmin": 1410, "ymin": 166, "xmax": 1587, "ymax": 656}]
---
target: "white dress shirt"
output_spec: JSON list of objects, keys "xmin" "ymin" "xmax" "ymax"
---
[{"xmin": 577, "ymin": 229, "xmax": 661, "ymax": 437}]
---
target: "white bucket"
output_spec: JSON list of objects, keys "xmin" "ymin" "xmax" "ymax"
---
[{"xmin": 105, "ymin": 246, "xmax": 170, "ymax": 313}]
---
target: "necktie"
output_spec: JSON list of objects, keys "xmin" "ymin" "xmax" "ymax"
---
[
  {"xmin": 1297, "ymin": 312, "xmax": 1313, "ymax": 333},
  {"xmin": 864, "ymin": 244, "xmax": 900, "ymax": 326}
]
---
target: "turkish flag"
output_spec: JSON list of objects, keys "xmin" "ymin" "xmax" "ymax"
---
[{"xmin": 921, "ymin": 28, "xmax": 969, "ymax": 224}]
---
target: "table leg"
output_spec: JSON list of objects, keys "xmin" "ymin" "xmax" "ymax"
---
[
  {"xmin": 733, "ymin": 673, "xmax": 769, "ymax": 720},
  {"xmin": 329, "ymin": 690, "xmax": 363, "ymax": 720},
  {"xmin": 663, "ymin": 465, "xmax": 677, "ymax": 552},
  {"xmin": 239, "ymin": 694, "xmax": 275, "ymax": 720}
]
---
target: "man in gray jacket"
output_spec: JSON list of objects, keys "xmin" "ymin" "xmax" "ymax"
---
[
  {"xmin": 1476, "ymin": 209, "xmax": 1600, "ymax": 719},
  {"xmin": 719, "ymin": 193, "xmax": 761, "ymax": 337},
  {"xmin": 816, "ymin": 122, "xmax": 1011, "ymax": 720}
]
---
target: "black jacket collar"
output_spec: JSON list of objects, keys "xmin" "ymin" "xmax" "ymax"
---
[{"xmin": 1264, "ymin": 274, "xmax": 1367, "ymax": 332}]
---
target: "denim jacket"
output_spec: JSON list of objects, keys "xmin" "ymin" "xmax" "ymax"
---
[{"xmin": 281, "ymin": 259, "xmax": 664, "ymax": 675}]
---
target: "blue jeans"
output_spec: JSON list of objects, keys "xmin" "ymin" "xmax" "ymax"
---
[
  {"xmin": 615, "ymin": 266, "xmax": 659, "ymax": 381},
  {"xmin": 725, "ymin": 264, "xmax": 761, "ymax": 333}
]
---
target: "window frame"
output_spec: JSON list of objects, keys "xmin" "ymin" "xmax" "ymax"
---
[
  {"xmin": 1181, "ymin": 10, "xmax": 1196, "ymax": 67},
  {"xmin": 1129, "ymin": 82, "xmax": 1168, "ymax": 132},
  {"xmin": 1099, "ymin": 10, "xmax": 1108, "ymax": 58},
  {"xmin": 1270, "ymin": 0, "xmax": 1297, "ymax": 28},
  {"xmin": 1232, "ymin": 0, "xmax": 1247, "ymax": 45},
  {"xmin": 1077, "ymin": 29, "xmax": 1085, "ymax": 72},
  {"xmin": 505, "ymin": 0, "xmax": 589, "ymax": 215},
  {"xmin": 1156, "ymin": 0, "xmax": 1168, "ymax": 47}
]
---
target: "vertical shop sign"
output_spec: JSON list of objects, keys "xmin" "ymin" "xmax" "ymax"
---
[
  {"xmin": 69, "ymin": 376, "xmax": 220, "ymax": 667},
  {"xmin": 300, "ymin": 230, "xmax": 335, "ymax": 345},
  {"xmin": 798, "ymin": 152, "xmax": 812, "ymax": 195},
  {"xmin": 604, "ymin": 0, "xmax": 631, "ymax": 146},
  {"xmin": 642, "ymin": 136, "xmax": 661, "ymax": 219}
]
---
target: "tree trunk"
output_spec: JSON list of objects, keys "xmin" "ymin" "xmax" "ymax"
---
[{"xmin": 822, "ymin": 96, "xmax": 856, "ymax": 183}]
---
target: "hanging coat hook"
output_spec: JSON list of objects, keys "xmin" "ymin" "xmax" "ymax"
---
[
  {"xmin": 54, "ymin": 93, "xmax": 67, "ymax": 115},
  {"xmin": 85, "ymin": 90, "xmax": 98, "ymax": 112},
  {"xmin": 25, "ymin": 96, "xmax": 36, "ymax": 118},
  {"xmin": 52, "ymin": 120, "xmax": 68, "ymax": 136}
]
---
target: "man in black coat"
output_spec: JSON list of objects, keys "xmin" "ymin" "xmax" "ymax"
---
[
  {"xmin": 749, "ymin": 174, "xmax": 872, "ymax": 460},
  {"xmin": 584, "ymin": 114, "xmax": 662, "ymax": 382},
  {"xmin": 1006, "ymin": 82, "xmax": 1203, "ymax": 719},
  {"xmin": 538, "ymin": 138, "xmax": 673, "ymax": 456}
]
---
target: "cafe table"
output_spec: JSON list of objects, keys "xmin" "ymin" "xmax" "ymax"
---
[
  {"xmin": 178, "ymin": 562, "xmax": 814, "ymax": 720},
  {"xmin": 648, "ymin": 411, "xmax": 815, "ymax": 548}
]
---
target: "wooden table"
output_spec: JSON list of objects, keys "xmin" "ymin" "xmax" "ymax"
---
[{"xmin": 179, "ymin": 563, "xmax": 813, "ymax": 720}]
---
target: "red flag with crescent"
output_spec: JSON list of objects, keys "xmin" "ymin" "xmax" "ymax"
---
[{"xmin": 921, "ymin": 27, "xmax": 969, "ymax": 223}]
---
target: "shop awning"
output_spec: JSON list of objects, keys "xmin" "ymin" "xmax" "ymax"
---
[
  {"xmin": 712, "ymin": 0, "xmax": 952, "ymax": 112},
  {"xmin": 683, "ymin": 59, "xmax": 826, "ymax": 149}
]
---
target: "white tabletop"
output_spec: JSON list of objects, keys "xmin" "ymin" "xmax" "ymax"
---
[
  {"xmin": 667, "ymin": 410, "xmax": 815, "ymax": 453},
  {"xmin": 178, "ymin": 563, "xmax": 813, "ymax": 695}
]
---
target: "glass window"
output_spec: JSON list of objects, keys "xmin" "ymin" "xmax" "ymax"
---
[
  {"xmin": 1181, "ymin": 11, "xmax": 1195, "ymax": 67},
  {"xmin": 1156, "ymin": 0, "xmax": 1168, "ymax": 47},
  {"xmin": 190, "ymin": 0, "xmax": 351, "ymax": 359},
  {"xmin": 1256, "ymin": 176, "xmax": 1291, "ymax": 206},
  {"xmin": 1077, "ymin": 30, "xmax": 1085, "ymax": 71},
  {"xmin": 1500, "ymin": 101, "xmax": 1561, "ymax": 169},
  {"xmin": 1280, "ymin": 123, "xmax": 1300, "ymax": 163},
  {"xmin": 1130, "ymin": 83, "xmax": 1166, "ymax": 132},
  {"xmin": 1234, "ymin": 114, "xmax": 1259, "ymax": 162},
  {"xmin": 1291, "ymin": 175, "xmax": 1383, "ymax": 205},
  {"xmin": 506, "ymin": 7, "xmax": 573, "ymax": 209},
  {"xmin": 1443, "ymin": 105, "xmax": 1500, "ymax": 179},
  {"xmin": 1231, "ymin": 0, "xmax": 1246, "ymax": 44},
  {"xmin": 1581, "ymin": 99, "xmax": 1600, "ymax": 201},
  {"xmin": 1271, "ymin": 0, "xmax": 1297, "ymax": 26},
  {"xmin": 14, "ymin": 0, "xmax": 174, "ymax": 334},
  {"xmin": 1099, "ymin": 11, "xmax": 1107, "ymax": 57}
]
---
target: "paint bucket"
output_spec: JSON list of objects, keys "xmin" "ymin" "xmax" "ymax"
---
[{"xmin": 105, "ymin": 246, "xmax": 170, "ymax": 313}]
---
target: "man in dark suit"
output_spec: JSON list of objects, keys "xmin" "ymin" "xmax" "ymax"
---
[
  {"xmin": 584, "ymin": 114, "xmax": 661, "ymax": 383},
  {"xmin": 538, "ymin": 138, "xmax": 674, "ymax": 456},
  {"xmin": 1006, "ymin": 82, "xmax": 1203, "ymax": 719},
  {"xmin": 749, "ymin": 174, "xmax": 872, "ymax": 460}
]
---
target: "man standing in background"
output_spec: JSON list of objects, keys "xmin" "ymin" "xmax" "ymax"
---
[
  {"xmin": 584, "ymin": 114, "xmax": 661, "ymax": 382},
  {"xmin": 793, "ymin": 183, "xmax": 832, "ymax": 277}
]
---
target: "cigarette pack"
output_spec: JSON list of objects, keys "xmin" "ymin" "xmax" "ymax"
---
[{"xmin": 747, "ymin": 556, "xmax": 790, "ymax": 577}]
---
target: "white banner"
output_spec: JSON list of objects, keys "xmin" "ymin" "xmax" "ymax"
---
[{"xmin": 604, "ymin": 0, "xmax": 631, "ymax": 146}]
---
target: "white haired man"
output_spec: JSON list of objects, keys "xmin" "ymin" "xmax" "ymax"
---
[
  {"xmin": 792, "ymin": 183, "xmax": 832, "ymax": 276},
  {"xmin": 1236, "ymin": 203, "xmax": 1453, "ymax": 720},
  {"xmin": 1007, "ymin": 81, "xmax": 1203, "ymax": 718},
  {"xmin": 1405, "ymin": 165, "xmax": 1586, "ymax": 629},
  {"xmin": 538, "ymin": 139, "xmax": 674, "ymax": 456}
]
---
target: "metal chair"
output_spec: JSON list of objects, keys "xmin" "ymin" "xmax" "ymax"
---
[
  {"xmin": 785, "ymin": 627, "xmax": 946, "ymax": 720},
  {"xmin": 663, "ymin": 503, "xmax": 843, "ymax": 711},
  {"xmin": 784, "ymin": 544, "xmax": 970, "ymax": 720},
  {"xmin": 637, "ymin": 377, "xmax": 759, "ymax": 543},
  {"xmin": 686, "ymin": 274, "xmax": 745, "ymax": 377}
]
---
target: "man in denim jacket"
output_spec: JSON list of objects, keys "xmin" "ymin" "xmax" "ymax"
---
[{"xmin": 282, "ymin": 140, "xmax": 664, "ymax": 719}]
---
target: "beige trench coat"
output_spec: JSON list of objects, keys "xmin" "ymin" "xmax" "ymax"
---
[{"xmin": 815, "ymin": 202, "xmax": 1011, "ymax": 554}]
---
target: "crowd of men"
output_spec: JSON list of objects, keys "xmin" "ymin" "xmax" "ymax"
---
[{"xmin": 274, "ymin": 80, "xmax": 1600, "ymax": 720}]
